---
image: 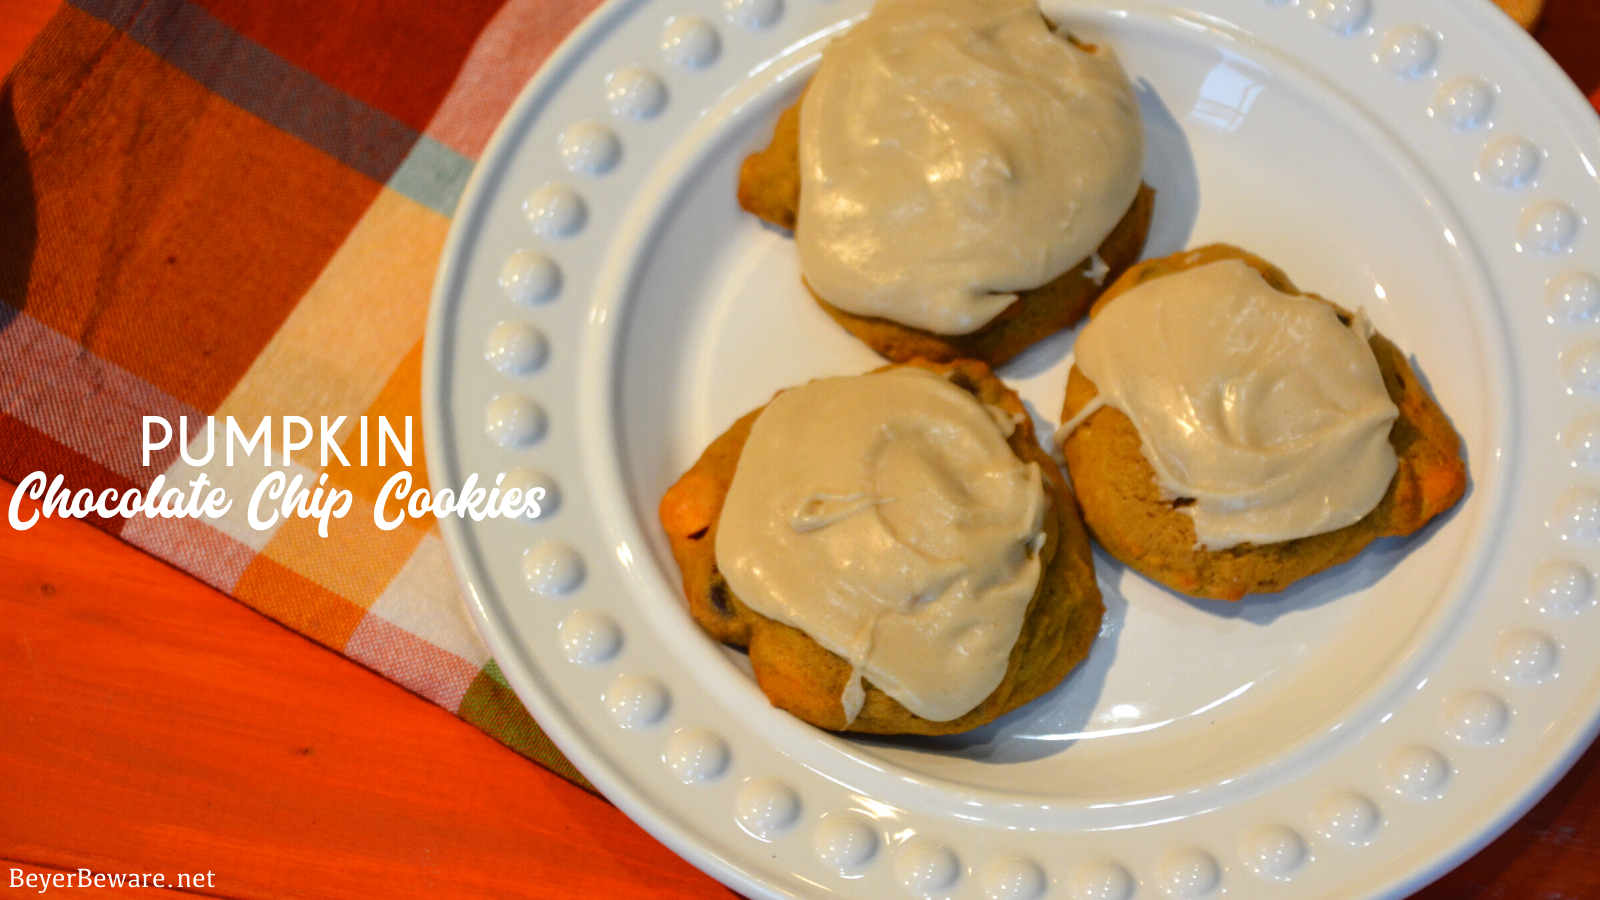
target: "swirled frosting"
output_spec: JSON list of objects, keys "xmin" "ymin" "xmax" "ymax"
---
[
  {"xmin": 1062, "ymin": 259, "xmax": 1400, "ymax": 549},
  {"xmin": 795, "ymin": 0, "xmax": 1146, "ymax": 335},
  {"xmin": 716, "ymin": 368, "xmax": 1047, "ymax": 722}
]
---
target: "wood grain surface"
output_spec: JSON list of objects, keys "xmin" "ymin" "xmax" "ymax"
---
[{"xmin": 4, "ymin": 0, "xmax": 1600, "ymax": 897}]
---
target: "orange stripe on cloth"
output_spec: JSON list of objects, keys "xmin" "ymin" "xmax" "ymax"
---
[
  {"xmin": 1496, "ymin": 0, "xmax": 1545, "ymax": 29},
  {"xmin": 338, "ymin": 338, "xmax": 430, "ymax": 503},
  {"xmin": 233, "ymin": 554, "xmax": 369, "ymax": 651},
  {"xmin": 258, "ymin": 482, "xmax": 429, "ymax": 613}
]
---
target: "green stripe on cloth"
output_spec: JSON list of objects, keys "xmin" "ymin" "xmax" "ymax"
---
[
  {"xmin": 460, "ymin": 660, "xmax": 594, "ymax": 792},
  {"xmin": 391, "ymin": 136, "xmax": 476, "ymax": 218}
]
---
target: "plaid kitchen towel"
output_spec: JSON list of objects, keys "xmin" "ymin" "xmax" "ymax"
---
[
  {"xmin": 0, "ymin": 0, "xmax": 604, "ymax": 789},
  {"xmin": 0, "ymin": 0, "xmax": 1562, "ymax": 792}
]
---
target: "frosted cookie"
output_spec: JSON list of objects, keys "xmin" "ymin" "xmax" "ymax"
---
[
  {"xmin": 660, "ymin": 360, "xmax": 1103, "ymax": 734},
  {"xmin": 1057, "ymin": 244, "xmax": 1468, "ymax": 601},
  {"xmin": 737, "ymin": 0, "xmax": 1154, "ymax": 366}
]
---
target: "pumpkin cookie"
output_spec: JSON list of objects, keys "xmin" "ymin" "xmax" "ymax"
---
[
  {"xmin": 738, "ymin": 0, "xmax": 1155, "ymax": 367},
  {"xmin": 739, "ymin": 99, "xmax": 1155, "ymax": 367},
  {"xmin": 1058, "ymin": 244, "xmax": 1468, "ymax": 601},
  {"xmin": 660, "ymin": 359, "xmax": 1104, "ymax": 734}
]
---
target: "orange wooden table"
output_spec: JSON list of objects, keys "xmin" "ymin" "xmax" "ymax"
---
[{"xmin": 4, "ymin": 2, "xmax": 1600, "ymax": 898}]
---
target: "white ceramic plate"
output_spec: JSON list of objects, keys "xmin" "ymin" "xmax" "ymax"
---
[{"xmin": 424, "ymin": 0, "xmax": 1600, "ymax": 897}]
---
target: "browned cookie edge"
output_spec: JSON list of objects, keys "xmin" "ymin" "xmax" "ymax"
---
[
  {"xmin": 1059, "ymin": 244, "xmax": 1468, "ymax": 601},
  {"xmin": 738, "ymin": 95, "xmax": 1155, "ymax": 368},
  {"xmin": 660, "ymin": 359, "xmax": 1105, "ymax": 734}
]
